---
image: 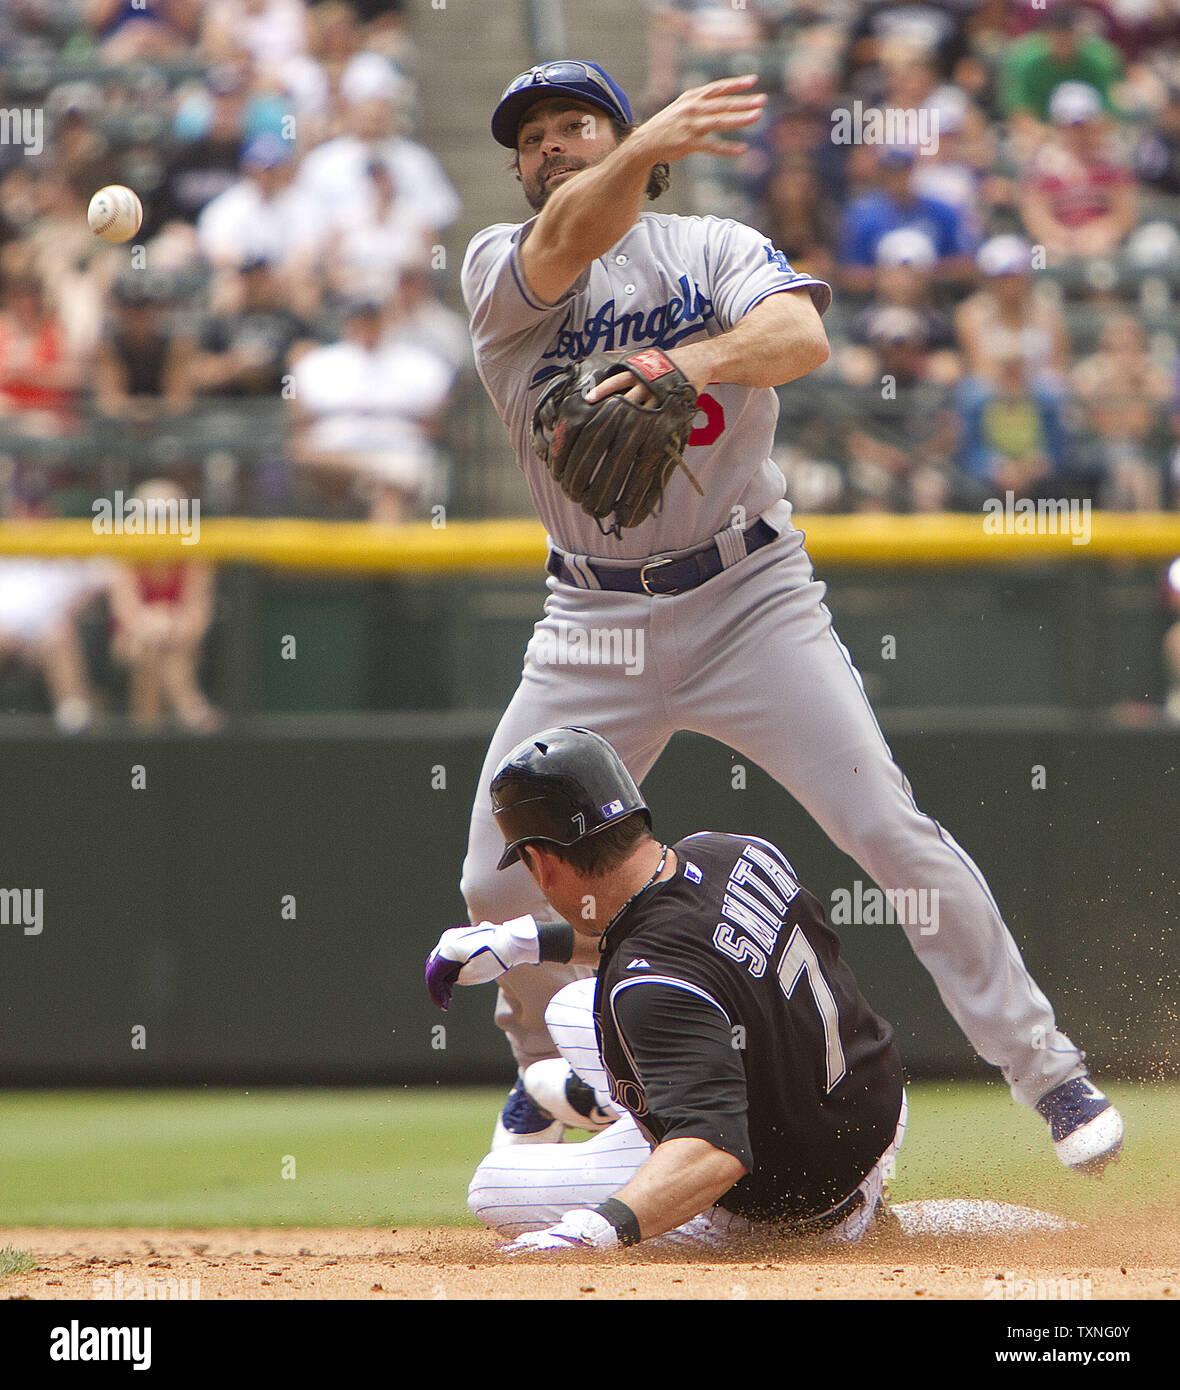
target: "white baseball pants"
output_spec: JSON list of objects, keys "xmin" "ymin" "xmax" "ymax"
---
[{"xmin": 467, "ymin": 979, "xmax": 907, "ymax": 1249}]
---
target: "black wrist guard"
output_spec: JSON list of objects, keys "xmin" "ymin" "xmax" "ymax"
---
[
  {"xmin": 595, "ymin": 1197, "xmax": 642, "ymax": 1247},
  {"xmin": 537, "ymin": 921, "xmax": 576, "ymax": 964}
]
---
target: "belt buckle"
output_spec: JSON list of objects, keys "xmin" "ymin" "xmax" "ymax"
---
[{"xmin": 639, "ymin": 556, "xmax": 681, "ymax": 596}]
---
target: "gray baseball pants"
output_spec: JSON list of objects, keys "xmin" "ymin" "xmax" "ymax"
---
[{"xmin": 460, "ymin": 512, "xmax": 1085, "ymax": 1109}]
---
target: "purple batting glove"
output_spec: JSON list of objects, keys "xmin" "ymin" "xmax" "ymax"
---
[
  {"xmin": 423, "ymin": 919, "xmax": 541, "ymax": 1011},
  {"xmin": 424, "ymin": 946, "xmax": 461, "ymax": 1011}
]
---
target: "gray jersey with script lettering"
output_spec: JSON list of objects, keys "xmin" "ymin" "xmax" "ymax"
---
[{"xmin": 460, "ymin": 211, "xmax": 832, "ymax": 560}]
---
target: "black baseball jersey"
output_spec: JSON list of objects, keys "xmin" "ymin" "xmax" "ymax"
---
[{"xmin": 595, "ymin": 831, "xmax": 904, "ymax": 1223}]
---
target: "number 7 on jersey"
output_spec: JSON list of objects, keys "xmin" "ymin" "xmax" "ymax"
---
[{"xmin": 776, "ymin": 924, "xmax": 847, "ymax": 1093}]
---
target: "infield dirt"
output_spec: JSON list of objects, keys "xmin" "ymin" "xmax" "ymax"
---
[{"xmin": 3, "ymin": 1211, "xmax": 1177, "ymax": 1299}]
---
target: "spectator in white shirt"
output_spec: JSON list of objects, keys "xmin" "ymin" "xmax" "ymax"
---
[
  {"xmin": 196, "ymin": 132, "xmax": 325, "ymax": 314},
  {"xmin": 296, "ymin": 93, "xmax": 460, "ymax": 238},
  {"xmin": 289, "ymin": 298, "xmax": 455, "ymax": 524},
  {"xmin": 382, "ymin": 260, "xmax": 473, "ymax": 375},
  {"xmin": 0, "ymin": 489, "xmax": 109, "ymax": 733},
  {"xmin": 316, "ymin": 157, "xmax": 433, "ymax": 306}
]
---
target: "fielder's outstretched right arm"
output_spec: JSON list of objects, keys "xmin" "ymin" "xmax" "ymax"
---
[{"xmin": 520, "ymin": 75, "xmax": 766, "ymax": 306}]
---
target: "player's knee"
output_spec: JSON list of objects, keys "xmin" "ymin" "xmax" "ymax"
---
[
  {"xmin": 837, "ymin": 806, "xmax": 921, "ymax": 870},
  {"xmin": 459, "ymin": 854, "xmax": 505, "ymax": 927}
]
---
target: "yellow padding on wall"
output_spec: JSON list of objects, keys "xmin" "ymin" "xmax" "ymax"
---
[{"xmin": 0, "ymin": 513, "xmax": 1177, "ymax": 572}]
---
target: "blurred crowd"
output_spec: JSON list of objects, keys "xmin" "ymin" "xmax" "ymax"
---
[
  {"xmin": 1, "ymin": 0, "xmax": 1179, "ymax": 725},
  {"xmin": 0, "ymin": 0, "xmax": 464, "ymax": 533},
  {"xmin": 0, "ymin": 0, "xmax": 464, "ymax": 724},
  {"xmin": 648, "ymin": 0, "xmax": 1180, "ymax": 517}
]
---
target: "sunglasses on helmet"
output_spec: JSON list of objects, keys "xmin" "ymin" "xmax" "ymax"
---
[{"xmin": 500, "ymin": 61, "xmax": 619, "ymax": 105}]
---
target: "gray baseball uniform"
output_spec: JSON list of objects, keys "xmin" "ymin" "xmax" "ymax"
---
[{"xmin": 459, "ymin": 208, "xmax": 1085, "ymax": 1109}]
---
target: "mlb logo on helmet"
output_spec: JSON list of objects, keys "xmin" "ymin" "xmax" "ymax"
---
[{"xmin": 601, "ymin": 799, "xmax": 625, "ymax": 817}]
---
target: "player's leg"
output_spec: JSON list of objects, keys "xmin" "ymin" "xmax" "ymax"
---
[
  {"xmin": 672, "ymin": 525, "xmax": 1086, "ymax": 1111},
  {"xmin": 467, "ymin": 1113, "xmax": 652, "ymax": 1235},
  {"xmin": 467, "ymin": 981, "xmax": 645, "ymax": 1234},
  {"xmin": 459, "ymin": 582, "xmax": 673, "ymax": 1123}
]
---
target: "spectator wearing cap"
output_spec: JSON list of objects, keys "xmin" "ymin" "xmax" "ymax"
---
[
  {"xmin": 839, "ymin": 305, "xmax": 963, "ymax": 512},
  {"xmin": 999, "ymin": 1, "xmax": 1124, "ymax": 150},
  {"xmin": 841, "ymin": 0, "xmax": 978, "ymax": 103},
  {"xmin": 255, "ymin": 3, "xmax": 412, "ymax": 150},
  {"xmin": 288, "ymin": 297, "xmax": 456, "ymax": 524},
  {"xmin": 94, "ymin": 275, "xmax": 195, "ymax": 425},
  {"xmin": 908, "ymin": 84, "xmax": 995, "ymax": 251},
  {"xmin": 193, "ymin": 255, "xmax": 318, "ymax": 397},
  {"xmin": 955, "ymin": 234, "xmax": 1071, "ymax": 388},
  {"xmin": 1071, "ymin": 311, "xmax": 1170, "ymax": 509},
  {"xmin": 157, "ymin": 64, "xmax": 251, "ymax": 231},
  {"xmin": 838, "ymin": 146, "xmax": 978, "ymax": 294},
  {"xmin": 845, "ymin": 228, "xmax": 958, "ymax": 386},
  {"xmin": 196, "ymin": 132, "xmax": 325, "ymax": 314},
  {"xmin": 295, "ymin": 89, "xmax": 460, "ymax": 239},
  {"xmin": 1018, "ymin": 81, "xmax": 1138, "ymax": 262}
]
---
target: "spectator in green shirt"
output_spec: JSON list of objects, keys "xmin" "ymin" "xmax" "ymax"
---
[{"xmin": 1000, "ymin": 3, "xmax": 1123, "ymax": 154}]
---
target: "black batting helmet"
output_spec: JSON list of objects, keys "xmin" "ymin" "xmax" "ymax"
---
[{"xmin": 491, "ymin": 726, "xmax": 649, "ymax": 870}]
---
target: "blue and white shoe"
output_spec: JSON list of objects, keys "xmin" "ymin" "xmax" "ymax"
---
[
  {"xmin": 1035, "ymin": 1077, "xmax": 1124, "ymax": 1173},
  {"xmin": 490, "ymin": 1075, "xmax": 564, "ymax": 1149}
]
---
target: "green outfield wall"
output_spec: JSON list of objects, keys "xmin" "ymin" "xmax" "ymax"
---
[{"xmin": 0, "ymin": 723, "xmax": 1174, "ymax": 1085}]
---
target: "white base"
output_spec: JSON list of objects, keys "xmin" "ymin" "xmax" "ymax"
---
[{"xmin": 891, "ymin": 1199, "xmax": 1073, "ymax": 1236}]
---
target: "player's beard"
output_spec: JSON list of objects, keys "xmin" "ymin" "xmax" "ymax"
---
[{"xmin": 522, "ymin": 155, "xmax": 589, "ymax": 211}]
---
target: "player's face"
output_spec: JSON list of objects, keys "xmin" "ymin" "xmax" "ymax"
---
[
  {"xmin": 515, "ymin": 100, "xmax": 619, "ymax": 211},
  {"xmin": 518, "ymin": 844, "xmax": 586, "ymax": 926}
]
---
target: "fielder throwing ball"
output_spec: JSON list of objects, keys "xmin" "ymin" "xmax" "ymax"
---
[
  {"xmin": 456, "ymin": 60, "xmax": 1122, "ymax": 1172},
  {"xmin": 430, "ymin": 727, "xmax": 907, "ymax": 1251}
]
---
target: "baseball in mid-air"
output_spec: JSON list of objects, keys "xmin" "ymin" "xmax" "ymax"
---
[{"xmin": 87, "ymin": 185, "xmax": 143, "ymax": 243}]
